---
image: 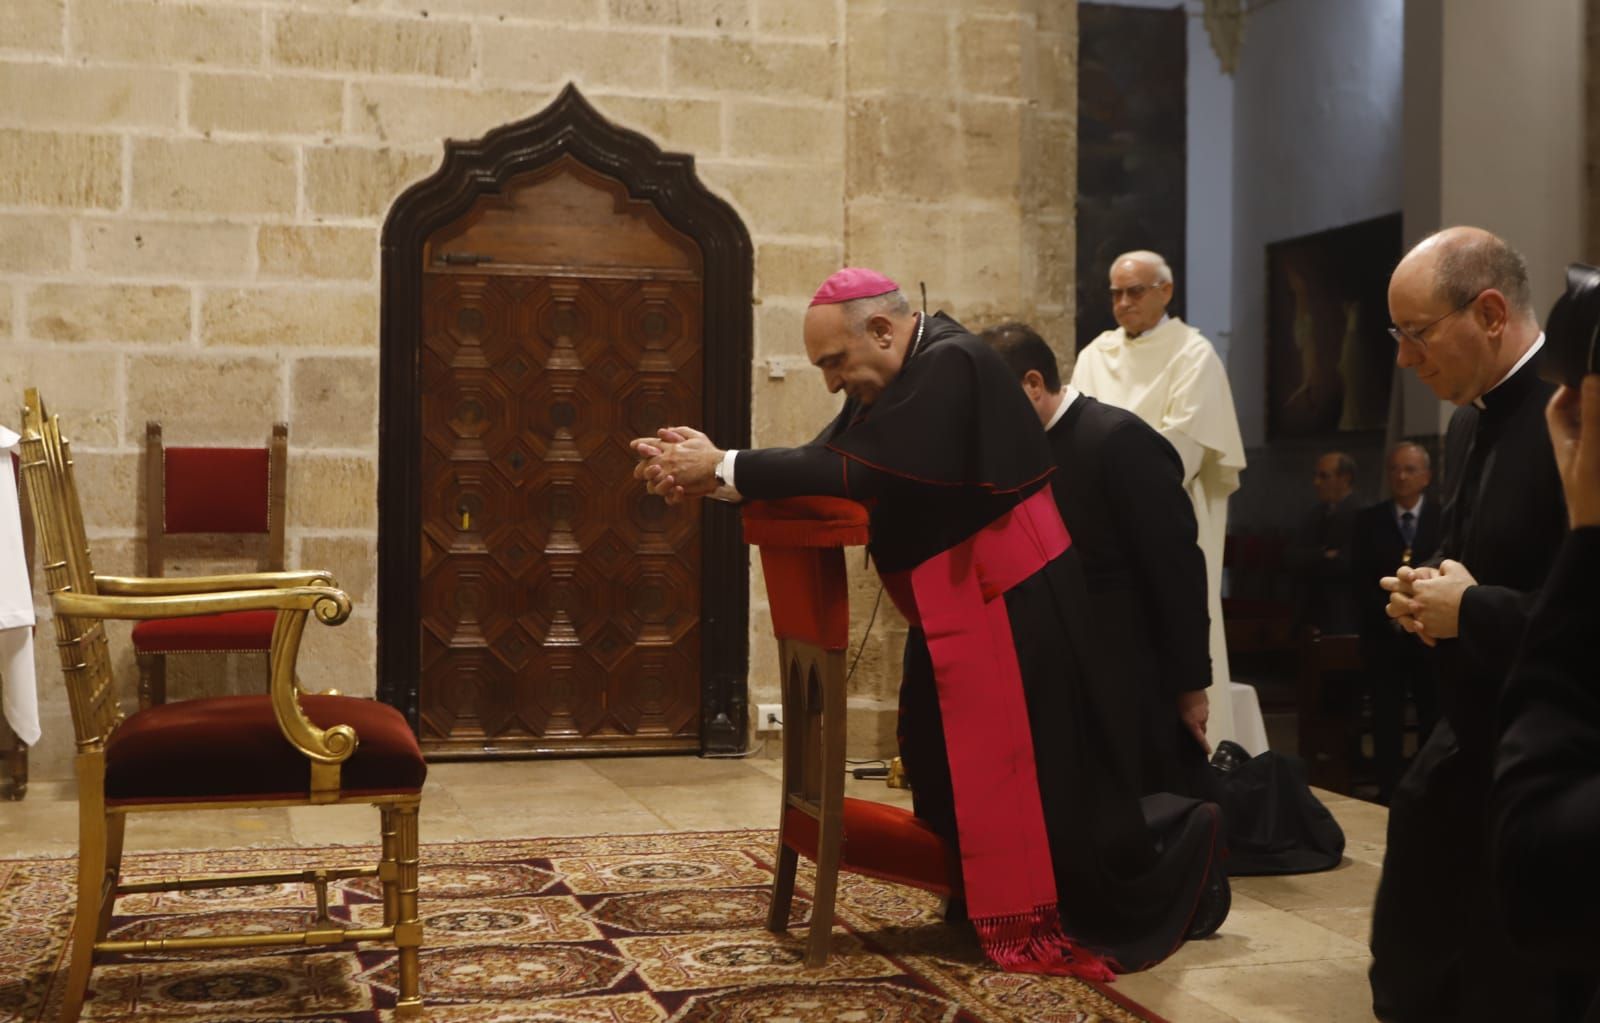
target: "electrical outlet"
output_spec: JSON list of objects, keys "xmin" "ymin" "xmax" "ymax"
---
[{"xmin": 755, "ymin": 703, "xmax": 783, "ymax": 732}]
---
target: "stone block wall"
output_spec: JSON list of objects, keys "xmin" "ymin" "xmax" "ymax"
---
[{"xmin": 0, "ymin": 0, "xmax": 1076, "ymax": 779}]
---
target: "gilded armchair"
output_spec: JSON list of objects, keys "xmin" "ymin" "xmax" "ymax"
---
[{"xmin": 17, "ymin": 390, "xmax": 426, "ymax": 1022}]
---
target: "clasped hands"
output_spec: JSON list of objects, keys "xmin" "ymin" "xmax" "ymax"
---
[
  {"xmin": 1375, "ymin": 376, "xmax": 1600, "ymax": 646},
  {"xmin": 630, "ymin": 426, "xmax": 725, "ymax": 505},
  {"xmin": 1381, "ymin": 559, "xmax": 1477, "ymax": 647}
]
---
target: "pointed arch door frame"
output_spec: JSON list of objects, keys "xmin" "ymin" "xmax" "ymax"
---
[{"xmin": 377, "ymin": 84, "xmax": 753, "ymax": 754}]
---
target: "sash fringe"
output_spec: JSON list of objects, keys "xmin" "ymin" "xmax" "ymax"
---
[{"xmin": 973, "ymin": 904, "xmax": 1118, "ymax": 981}]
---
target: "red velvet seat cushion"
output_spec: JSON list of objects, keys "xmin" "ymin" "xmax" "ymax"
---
[
  {"xmin": 131, "ymin": 610, "xmax": 278, "ymax": 653},
  {"xmin": 104, "ymin": 694, "xmax": 426, "ymax": 805},
  {"xmin": 783, "ymin": 797, "xmax": 960, "ymax": 896}
]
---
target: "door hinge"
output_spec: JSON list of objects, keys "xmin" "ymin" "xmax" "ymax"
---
[{"xmin": 436, "ymin": 251, "xmax": 495, "ymax": 266}]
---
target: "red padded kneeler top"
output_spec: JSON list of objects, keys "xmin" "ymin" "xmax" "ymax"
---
[
  {"xmin": 782, "ymin": 798, "xmax": 961, "ymax": 897},
  {"xmin": 742, "ymin": 498, "xmax": 870, "ymax": 651}
]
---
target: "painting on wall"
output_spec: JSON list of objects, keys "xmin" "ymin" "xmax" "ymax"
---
[
  {"xmin": 1266, "ymin": 213, "xmax": 1403, "ymax": 438},
  {"xmin": 1076, "ymin": 2, "xmax": 1187, "ymax": 351}
]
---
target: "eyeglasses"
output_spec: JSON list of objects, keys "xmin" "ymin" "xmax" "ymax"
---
[
  {"xmin": 1108, "ymin": 283, "xmax": 1159, "ymax": 302},
  {"xmin": 1387, "ymin": 289, "xmax": 1485, "ymax": 349}
]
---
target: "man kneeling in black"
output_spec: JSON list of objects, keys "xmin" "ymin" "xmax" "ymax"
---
[{"xmin": 981, "ymin": 322, "xmax": 1213, "ymax": 800}]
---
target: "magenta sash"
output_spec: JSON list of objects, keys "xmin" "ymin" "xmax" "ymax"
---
[{"xmin": 882, "ymin": 488, "xmax": 1114, "ymax": 979}]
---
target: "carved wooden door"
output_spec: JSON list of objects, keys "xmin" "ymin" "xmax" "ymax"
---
[{"xmin": 417, "ymin": 157, "xmax": 704, "ymax": 755}]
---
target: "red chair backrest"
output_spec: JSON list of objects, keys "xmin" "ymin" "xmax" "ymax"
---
[
  {"xmin": 742, "ymin": 497, "xmax": 870, "ymax": 652},
  {"xmin": 163, "ymin": 447, "xmax": 272, "ymax": 534}
]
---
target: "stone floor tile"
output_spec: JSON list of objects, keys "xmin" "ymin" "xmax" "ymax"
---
[
  {"xmin": 1318, "ymin": 797, "xmax": 1390, "ymax": 847},
  {"xmin": 1294, "ymin": 905, "xmax": 1375, "ymax": 945},
  {"xmin": 1111, "ymin": 970, "xmax": 1244, "ymax": 1022},
  {"xmin": 585, "ymin": 754, "xmax": 766, "ymax": 789},
  {"xmin": 442, "ymin": 771, "xmax": 645, "ymax": 818},
  {"xmin": 746, "ymin": 757, "xmax": 786, "ymax": 780},
  {"xmin": 632, "ymin": 781, "xmax": 781, "ymax": 831},
  {"xmin": 1233, "ymin": 857, "xmax": 1382, "ymax": 912},
  {"xmin": 1339, "ymin": 836, "xmax": 1388, "ymax": 869},
  {"xmin": 0, "ymin": 797, "xmax": 80, "ymax": 857},
  {"xmin": 285, "ymin": 803, "xmax": 383, "ymax": 846},
  {"xmin": 7, "ymin": 779, "xmax": 76, "ymax": 800},
  {"xmin": 121, "ymin": 807, "xmax": 298, "ymax": 851},
  {"xmin": 1172, "ymin": 957, "xmax": 1377, "ymax": 1022},
  {"xmin": 1159, "ymin": 892, "xmax": 1369, "ymax": 970},
  {"xmin": 426, "ymin": 758, "xmax": 606, "ymax": 789},
  {"xmin": 412, "ymin": 787, "xmax": 487, "ymax": 844}
]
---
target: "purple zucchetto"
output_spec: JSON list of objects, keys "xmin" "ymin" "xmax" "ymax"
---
[{"xmin": 809, "ymin": 267, "xmax": 901, "ymax": 307}]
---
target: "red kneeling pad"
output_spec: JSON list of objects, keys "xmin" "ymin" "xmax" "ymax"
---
[{"xmin": 782, "ymin": 797, "xmax": 961, "ymax": 897}]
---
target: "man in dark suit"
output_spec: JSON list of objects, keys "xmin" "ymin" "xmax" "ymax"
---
[
  {"xmin": 982, "ymin": 322, "xmax": 1212, "ymax": 798},
  {"xmin": 1350, "ymin": 441, "xmax": 1441, "ymax": 803},
  {"xmin": 1287, "ymin": 452, "xmax": 1361, "ymax": 634},
  {"xmin": 1370, "ymin": 227, "xmax": 1569, "ymax": 1021}
]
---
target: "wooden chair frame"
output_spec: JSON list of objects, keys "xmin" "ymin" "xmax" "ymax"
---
[
  {"xmin": 19, "ymin": 391, "xmax": 421, "ymax": 1022},
  {"xmin": 765, "ymin": 635, "xmax": 848, "ymax": 967},
  {"xmin": 135, "ymin": 420, "xmax": 289, "ymax": 709}
]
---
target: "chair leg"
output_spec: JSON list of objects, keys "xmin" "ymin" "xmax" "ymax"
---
[
  {"xmin": 806, "ymin": 818, "xmax": 842, "ymax": 969},
  {"xmin": 391, "ymin": 801, "xmax": 423, "ymax": 1019},
  {"xmin": 378, "ymin": 806, "xmax": 398, "ymax": 927},
  {"xmin": 767, "ymin": 841, "xmax": 799, "ymax": 934},
  {"xmin": 135, "ymin": 653, "xmax": 166, "ymax": 710},
  {"xmin": 95, "ymin": 812, "xmax": 127, "ymax": 942},
  {"xmin": 805, "ymin": 646, "xmax": 848, "ymax": 969},
  {"xmin": 62, "ymin": 756, "xmax": 108, "ymax": 1023}
]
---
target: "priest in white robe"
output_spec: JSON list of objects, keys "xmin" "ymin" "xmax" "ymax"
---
[
  {"xmin": 1, "ymin": 428, "xmax": 38, "ymax": 751},
  {"xmin": 1072, "ymin": 250, "xmax": 1248, "ymax": 747}
]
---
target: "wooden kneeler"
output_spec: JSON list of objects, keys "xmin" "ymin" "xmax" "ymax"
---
[{"xmin": 744, "ymin": 498, "xmax": 958, "ymax": 967}]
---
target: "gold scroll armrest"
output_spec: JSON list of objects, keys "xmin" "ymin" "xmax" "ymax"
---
[
  {"xmin": 53, "ymin": 586, "xmax": 350, "ymax": 624},
  {"xmin": 94, "ymin": 569, "xmax": 338, "ymax": 596},
  {"xmin": 54, "ymin": 587, "xmax": 358, "ymax": 796}
]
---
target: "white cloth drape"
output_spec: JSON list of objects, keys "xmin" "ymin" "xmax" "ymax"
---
[
  {"xmin": 1072, "ymin": 317, "xmax": 1250, "ymax": 747},
  {"xmin": 0, "ymin": 428, "xmax": 39, "ymax": 746}
]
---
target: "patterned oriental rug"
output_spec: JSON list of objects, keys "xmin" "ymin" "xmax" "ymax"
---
[{"xmin": 0, "ymin": 828, "xmax": 1167, "ymax": 1023}]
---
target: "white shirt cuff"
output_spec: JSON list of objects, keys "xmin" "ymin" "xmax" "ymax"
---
[{"xmin": 710, "ymin": 449, "xmax": 742, "ymax": 503}]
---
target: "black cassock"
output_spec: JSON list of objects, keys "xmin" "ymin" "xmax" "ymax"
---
[
  {"xmin": 736, "ymin": 313, "xmax": 1218, "ymax": 970},
  {"xmin": 1368, "ymin": 349, "xmax": 1573, "ymax": 1021},
  {"xmin": 1045, "ymin": 394, "xmax": 1212, "ymax": 799},
  {"xmin": 1489, "ymin": 528, "xmax": 1600, "ymax": 1018}
]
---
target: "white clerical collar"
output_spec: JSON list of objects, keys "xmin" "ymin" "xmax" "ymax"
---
[
  {"xmin": 1394, "ymin": 495, "xmax": 1423, "ymax": 520},
  {"xmin": 1473, "ymin": 332, "xmax": 1544, "ymax": 410},
  {"xmin": 1127, "ymin": 314, "xmax": 1171, "ymax": 340},
  {"xmin": 1045, "ymin": 385, "xmax": 1080, "ymax": 431}
]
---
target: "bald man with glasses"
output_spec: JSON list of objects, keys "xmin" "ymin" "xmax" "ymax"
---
[{"xmin": 1369, "ymin": 227, "xmax": 1572, "ymax": 1021}]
